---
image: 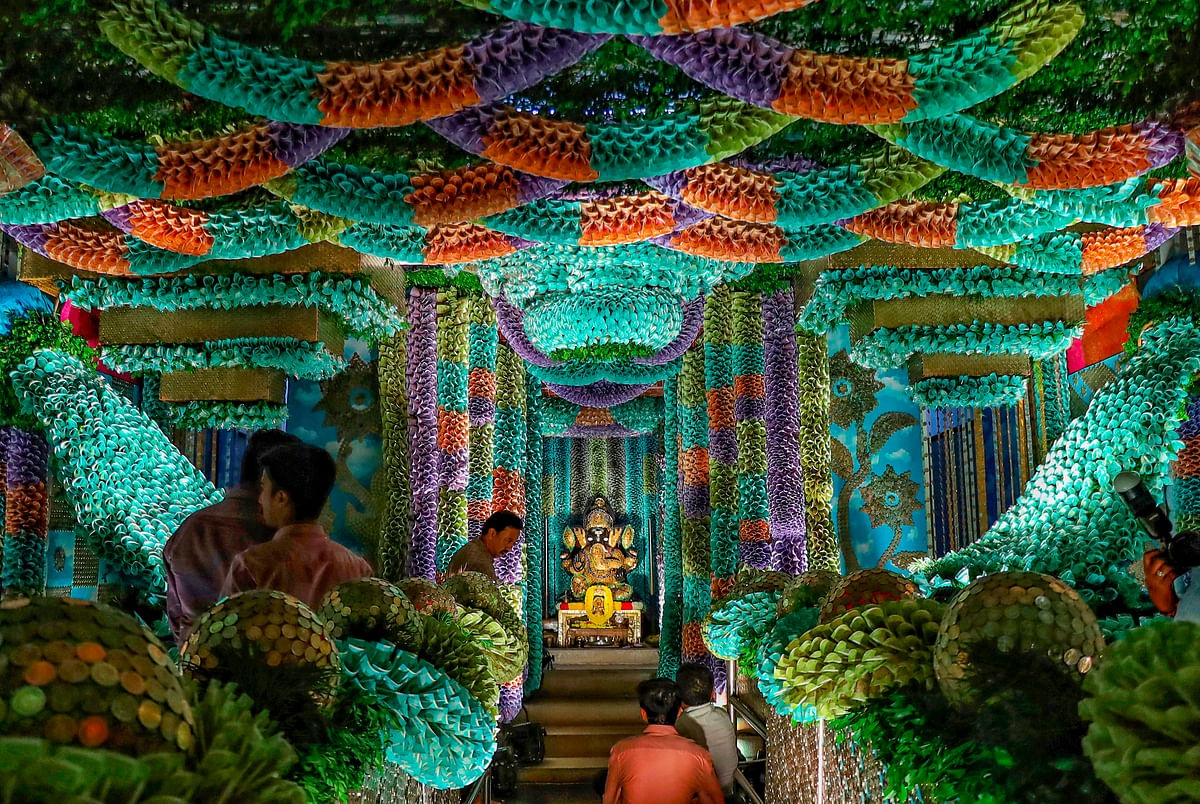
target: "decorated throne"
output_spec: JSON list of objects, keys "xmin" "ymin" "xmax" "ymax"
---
[{"xmin": 557, "ymin": 496, "xmax": 643, "ymax": 647}]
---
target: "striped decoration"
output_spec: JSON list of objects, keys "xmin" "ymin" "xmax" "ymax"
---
[
  {"xmin": 733, "ymin": 290, "xmax": 771, "ymax": 569},
  {"xmin": 658, "ymin": 375, "xmax": 683, "ymax": 678},
  {"xmin": 377, "ymin": 331, "xmax": 412, "ymax": 581},
  {"xmin": 763, "ymin": 287, "xmax": 808, "ymax": 573},
  {"xmin": 1, "ymin": 428, "xmax": 49, "ymax": 596},
  {"xmin": 436, "ymin": 288, "xmax": 472, "ymax": 573},
  {"xmin": 705, "ymin": 286, "xmax": 739, "ymax": 593},
  {"xmin": 467, "ymin": 296, "xmax": 499, "ymax": 542}
]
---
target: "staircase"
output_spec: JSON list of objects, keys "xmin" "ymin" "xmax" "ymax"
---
[{"xmin": 520, "ymin": 647, "xmax": 659, "ymax": 785}]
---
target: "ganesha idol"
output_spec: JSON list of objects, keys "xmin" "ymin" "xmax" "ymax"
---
[{"xmin": 561, "ymin": 496, "xmax": 638, "ymax": 602}]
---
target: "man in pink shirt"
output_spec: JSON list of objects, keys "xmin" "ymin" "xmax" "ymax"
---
[
  {"xmin": 604, "ymin": 677, "xmax": 724, "ymax": 804},
  {"xmin": 221, "ymin": 442, "xmax": 371, "ymax": 608},
  {"xmin": 164, "ymin": 429, "xmax": 300, "ymax": 645}
]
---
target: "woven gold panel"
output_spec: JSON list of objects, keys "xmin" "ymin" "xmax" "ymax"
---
[
  {"xmin": 848, "ymin": 294, "xmax": 1084, "ymax": 339},
  {"xmin": 99, "ymin": 306, "xmax": 344, "ymax": 348},
  {"xmin": 830, "ymin": 240, "xmax": 1010, "ymax": 271},
  {"xmin": 159, "ymin": 367, "xmax": 286, "ymax": 403},
  {"xmin": 908, "ymin": 353, "xmax": 1034, "ymax": 383}
]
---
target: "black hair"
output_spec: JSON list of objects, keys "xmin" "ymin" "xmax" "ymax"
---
[
  {"xmin": 676, "ymin": 663, "xmax": 714, "ymax": 707},
  {"xmin": 259, "ymin": 443, "xmax": 336, "ymax": 521},
  {"xmin": 481, "ymin": 510, "xmax": 523, "ymax": 536},
  {"xmin": 240, "ymin": 429, "xmax": 302, "ymax": 485},
  {"xmin": 637, "ymin": 678, "xmax": 682, "ymax": 726}
]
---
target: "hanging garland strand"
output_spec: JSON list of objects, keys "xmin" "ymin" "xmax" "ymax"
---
[
  {"xmin": 705, "ymin": 286, "xmax": 739, "ymax": 594},
  {"xmin": 679, "ymin": 336, "xmax": 718, "ymax": 681},
  {"xmin": 524, "ymin": 373, "xmax": 545, "ymax": 694},
  {"xmin": 551, "ymin": 438, "xmax": 572, "ymax": 603},
  {"xmin": 436, "ymin": 287, "xmax": 472, "ymax": 574},
  {"xmin": 733, "ymin": 289, "xmax": 771, "ymax": 570},
  {"xmin": 659, "ymin": 374, "xmax": 684, "ymax": 679},
  {"xmin": 796, "ymin": 329, "xmax": 839, "ymax": 572},
  {"xmin": 376, "ymin": 329, "xmax": 411, "ymax": 582},
  {"xmin": 625, "ymin": 436, "xmax": 648, "ymax": 603},
  {"xmin": 763, "ymin": 287, "xmax": 808, "ymax": 574},
  {"xmin": 589, "ymin": 437, "xmax": 607, "ymax": 496},
  {"xmin": 467, "ymin": 294, "xmax": 498, "ymax": 542},
  {"xmin": 406, "ymin": 287, "xmax": 439, "ymax": 580}
]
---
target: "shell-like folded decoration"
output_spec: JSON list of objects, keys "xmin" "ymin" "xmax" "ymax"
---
[
  {"xmin": 632, "ymin": 0, "xmax": 1084, "ymax": 123},
  {"xmin": 0, "ymin": 124, "xmax": 45, "ymax": 195},
  {"xmin": 875, "ymin": 113, "xmax": 1183, "ymax": 189},
  {"xmin": 426, "ymin": 98, "xmax": 792, "ymax": 181},
  {"xmin": 36, "ymin": 120, "xmax": 348, "ymax": 200},
  {"xmin": 1026, "ymin": 177, "xmax": 1200, "ymax": 228},
  {"xmin": 461, "ymin": 0, "xmax": 820, "ymax": 35},
  {"xmin": 100, "ymin": 0, "xmax": 607, "ymax": 126},
  {"xmin": 657, "ymin": 216, "xmax": 863, "ymax": 262}
]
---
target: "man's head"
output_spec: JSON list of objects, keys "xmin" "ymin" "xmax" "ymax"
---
[
  {"xmin": 257, "ymin": 444, "xmax": 337, "ymax": 529},
  {"xmin": 676, "ymin": 663, "xmax": 715, "ymax": 707},
  {"xmin": 240, "ymin": 429, "xmax": 302, "ymax": 487},
  {"xmin": 637, "ymin": 677, "xmax": 682, "ymax": 726},
  {"xmin": 480, "ymin": 510, "xmax": 522, "ymax": 557}
]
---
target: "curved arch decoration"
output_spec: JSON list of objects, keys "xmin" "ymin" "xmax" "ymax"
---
[
  {"xmin": 458, "ymin": 0, "xmax": 819, "ymax": 36},
  {"xmin": 0, "ymin": 125, "xmax": 44, "ymax": 195},
  {"xmin": 101, "ymin": 0, "xmax": 608, "ymax": 127},
  {"xmin": 631, "ymin": 0, "xmax": 1084, "ymax": 124}
]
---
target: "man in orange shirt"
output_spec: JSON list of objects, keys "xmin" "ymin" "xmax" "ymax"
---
[
  {"xmin": 221, "ymin": 443, "xmax": 371, "ymax": 608},
  {"xmin": 603, "ymin": 678, "xmax": 724, "ymax": 804}
]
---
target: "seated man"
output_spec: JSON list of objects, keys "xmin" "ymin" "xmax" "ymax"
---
[
  {"xmin": 446, "ymin": 510, "xmax": 522, "ymax": 581},
  {"xmin": 674, "ymin": 663, "xmax": 739, "ymax": 794},
  {"xmin": 604, "ymin": 677, "xmax": 724, "ymax": 804},
  {"xmin": 164, "ymin": 429, "xmax": 300, "ymax": 645},
  {"xmin": 221, "ymin": 443, "xmax": 371, "ymax": 607}
]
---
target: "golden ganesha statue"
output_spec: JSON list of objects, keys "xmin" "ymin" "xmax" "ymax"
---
[{"xmin": 561, "ymin": 496, "xmax": 638, "ymax": 601}]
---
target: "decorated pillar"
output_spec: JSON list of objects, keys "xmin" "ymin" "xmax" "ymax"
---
[
  {"xmin": 436, "ymin": 288, "xmax": 471, "ymax": 573},
  {"xmin": 467, "ymin": 296, "xmax": 498, "ymax": 542},
  {"xmin": 377, "ymin": 331, "xmax": 411, "ymax": 581},
  {"xmin": 658, "ymin": 375, "xmax": 683, "ymax": 678},
  {"xmin": 733, "ymin": 289, "xmax": 770, "ymax": 569},
  {"xmin": 405, "ymin": 287, "xmax": 439, "ymax": 580},
  {"xmin": 797, "ymin": 331, "xmax": 839, "ymax": 572},
  {"xmin": 763, "ymin": 287, "xmax": 808, "ymax": 573},
  {"xmin": 705, "ymin": 286, "xmax": 738, "ymax": 594}
]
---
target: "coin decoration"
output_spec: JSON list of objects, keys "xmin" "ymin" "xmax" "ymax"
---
[
  {"xmin": 180, "ymin": 590, "xmax": 339, "ymax": 676},
  {"xmin": 818, "ymin": 569, "xmax": 919, "ymax": 623},
  {"xmin": 776, "ymin": 570, "xmax": 841, "ymax": 617},
  {"xmin": 396, "ymin": 577, "xmax": 458, "ymax": 615},
  {"xmin": 0, "ymin": 596, "xmax": 194, "ymax": 754},
  {"xmin": 318, "ymin": 577, "xmax": 419, "ymax": 647},
  {"xmin": 933, "ymin": 571, "xmax": 1104, "ymax": 708}
]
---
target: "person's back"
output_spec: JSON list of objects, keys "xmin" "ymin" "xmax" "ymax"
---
[
  {"xmin": 604, "ymin": 678, "xmax": 723, "ymax": 804},
  {"xmin": 674, "ymin": 664, "xmax": 738, "ymax": 792},
  {"xmin": 221, "ymin": 442, "xmax": 371, "ymax": 608},
  {"xmin": 164, "ymin": 429, "xmax": 299, "ymax": 644}
]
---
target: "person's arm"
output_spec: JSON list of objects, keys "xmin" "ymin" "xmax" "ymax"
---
[
  {"xmin": 694, "ymin": 755, "xmax": 725, "ymax": 804},
  {"xmin": 603, "ymin": 750, "xmax": 623, "ymax": 804},
  {"xmin": 1145, "ymin": 549, "xmax": 1180, "ymax": 615},
  {"xmin": 220, "ymin": 554, "xmax": 255, "ymax": 599},
  {"xmin": 675, "ymin": 714, "xmax": 708, "ymax": 748}
]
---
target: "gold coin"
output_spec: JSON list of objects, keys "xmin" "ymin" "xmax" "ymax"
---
[
  {"xmin": 144, "ymin": 677, "xmax": 167, "ymax": 702},
  {"xmin": 91, "ymin": 662, "xmax": 120, "ymax": 687},
  {"xmin": 12, "ymin": 645, "xmax": 42, "ymax": 667},
  {"xmin": 291, "ymin": 641, "xmax": 306, "ymax": 657},
  {"xmin": 44, "ymin": 714, "xmax": 77, "ymax": 743},
  {"xmin": 58, "ymin": 659, "xmax": 90, "ymax": 684},
  {"xmin": 111, "ymin": 693, "xmax": 138, "ymax": 723},
  {"xmin": 245, "ymin": 625, "xmax": 263, "ymax": 641},
  {"xmin": 281, "ymin": 624, "xmax": 297, "ymax": 639},
  {"xmin": 42, "ymin": 642, "xmax": 73, "ymax": 663},
  {"xmin": 160, "ymin": 711, "xmax": 180, "ymax": 743},
  {"xmin": 137, "ymin": 700, "xmax": 162, "ymax": 730},
  {"xmin": 119, "ymin": 671, "xmax": 146, "ymax": 696},
  {"xmin": 266, "ymin": 651, "xmax": 282, "ymax": 667},
  {"xmin": 176, "ymin": 722, "xmax": 194, "ymax": 752},
  {"xmin": 166, "ymin": 687, "xmax": 186, "ymax": 715},
  {"xmin": 264, "ymin": 624, "xmax": 281, "ymax": 640}
]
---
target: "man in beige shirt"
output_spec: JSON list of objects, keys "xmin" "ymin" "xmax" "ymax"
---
[
  {"xmin": 674, "ymin": 663, "xmax": 739, "ymax": 795},
  {"xmin": 446, "ymin": 510, "xmax": 522, "ymax": 581}
]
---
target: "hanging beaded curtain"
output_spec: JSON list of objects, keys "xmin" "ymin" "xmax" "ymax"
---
[
  {"xmin": 679, "ymin": 336, "xmax": 716, "ymax": 679},
  {"xmin": 589, "ymin": 437, "xmax": 607, "ymax": 497},
  {"xmin": 524, "ymin": 373, "xmax": 545, "ymax": 693},
  {"xmin": 467, "ymin": 296, "xmax": 498, "ymax": 542},
  {"xmin": 377, "ymin": 329, "xmax": 411, "ymax": 581},
  {"xmin": 2, "ymin": 427, "xmax": 48, "ymax": 596},
  {"xmin": 732, "ymin": 289, "xmax": 771, "ymax": 569},
  {"xmin": 493, "ymin": 341, "xmax": 528, "ymax": 721},
  {"xmin": 548, "ymin": 437, "xmax": 571, "ymax": 602},
  {"xmin": 796, "ymin": 330, "xmax": 840, "ymax": 573},
  {"xmin": 436, "ymin": 288, "xmax": 472, "ymax": 574},
  {"xmin": 923, "ymin": 402, "xmax": 1034, "ymax": 558},
  {"xmin": 570, "ymin": 437, "xmax": 590, "ymax": 512},
  {"xmin": 705, "ymin": 286, "xmax": 738, "ymax": 598},
  {"xmin": 642, "ymin": 433, "xmax": 659, "ymax": 602},
  {"xmin": 625, "ymin": 436, "xmax": 648, "ymax": 602},
  {"xmin": 405, "ymin": 287, "xmax": 439, "ymax": 580},
  {"xmin": 658, "ymin": 375, "xmax": 683, "ymax": 678},
  {"xmin": 763, "ymin": 287, "xmax": 808, "ymax": 574},
  {"xmin": 607, "ymin": 437, "xmax": 626, "ymax": 511}
]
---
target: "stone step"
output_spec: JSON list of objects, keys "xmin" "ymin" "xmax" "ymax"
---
[
  {"xmin": 545, "ymin": 725, "xmax": 641, "ymax": 758},
  {"xmin": 524, "ymin": 697, "xmax": 644, "ymax": 727},
  {"xmin": 537, "ymin": 667, "xmax": 652, "ymax": 699},
  {"xmin": 547, "ymin": 646, "xmax": 659, "ymax": 670},
  {"xmin": 518, "ymin": 756, "xmax": 608, "ymax": 785}
]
